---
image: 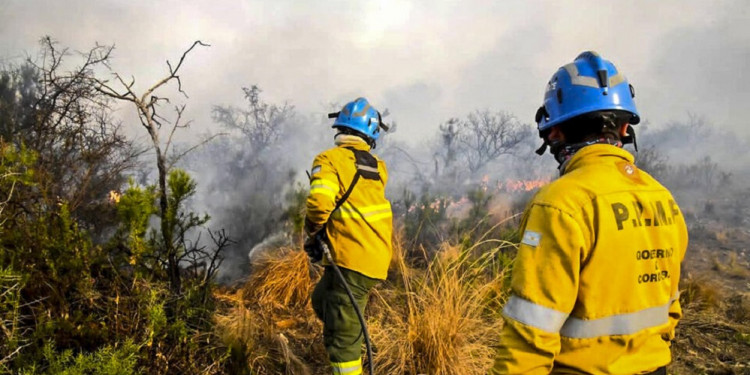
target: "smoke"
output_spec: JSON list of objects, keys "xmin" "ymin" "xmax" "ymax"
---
[
  {"xmin": 1, "ymin": 2, "xmax": 748, "ymax": 284},
  {"xmin": 5, "ymin": 1, "xmax": 750, "ymax": 146},
  {"xmin": 178, "ymin": 88, "xmax": 333, "ymax": 281},
  {"xmin": 175, "ymin": 86, "xmax": 559, "ymax": 282},
  {"xmin": 634, "ymin": 114, "xmax": 750, "ymax": 228},
  {"xmin": 163, "ymin": 82, "xmax": 748, "ymax": 283}
]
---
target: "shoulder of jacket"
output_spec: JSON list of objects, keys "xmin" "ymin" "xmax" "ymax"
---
[
  {"xmin": 315, "ymin": 146, "xmax": 345, "ymax": 160},
  {"xmin": 531, "ymin": 175, "xmax": 593, "ymax": 216},
  {"xmin": 635, "ymin": 166, "xmax": 671, "ymax": 190}
]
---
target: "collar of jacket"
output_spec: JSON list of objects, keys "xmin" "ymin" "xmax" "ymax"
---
[
  {"xmin": 561, "ymin": 143, "xmax": 634, "ymax": 175},
  {"xmin": 334, "ymin": 134, "xmax": 371, "ymax": 151}
]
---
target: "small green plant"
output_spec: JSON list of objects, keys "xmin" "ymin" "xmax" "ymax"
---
[
  {"xmin": 117, "ymin": 178, "xmax": 158, "ymax": 268},
  {"xmin": 19, "ymin": 340, "xmax": 139, "ymax": 375},
  {"xmin": 0, "ymin": 267, "xmax": 26, "ymax": 373},
  {"xmin": 401, "ymin": 188, "xmax": 451, "ymax": 250},
  {"xmin": 734, "ymin": 332, "xmax": 750, "ymax": 346},
  {"xmin": 282, "ymin": 182, "xmax": 309, "ymax": 240}
]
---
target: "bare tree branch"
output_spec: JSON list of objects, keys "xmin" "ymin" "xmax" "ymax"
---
[
  {"xmin": 457, "ymin": 110, "xmax": 528, "ymax": 173},
  {"xmin": 164, "ymin": 104, "xmax": 187, "ymax": 157},
  {"xmin": 167, "ymin": 133, "xmax": 227, "ymax": 170},
  {"xmin": 144, "ymin": 40, "xmax": 210, "ymax": 100}
]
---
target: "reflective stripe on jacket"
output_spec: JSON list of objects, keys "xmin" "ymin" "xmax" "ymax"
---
[
  {"xmin": 490, "ymin": 144, "xmax": 688, "ymax": 374},
  {"xmin": 305, "ymin": 136, "xmax": 393, "ymax": 280}
]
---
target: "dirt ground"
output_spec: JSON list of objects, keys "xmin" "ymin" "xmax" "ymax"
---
[{"xmin": 670, "ymin": 217, "xmax": 750, "ymax": 374}]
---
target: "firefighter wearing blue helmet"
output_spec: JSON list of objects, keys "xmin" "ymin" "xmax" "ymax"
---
[
  {"xmin": 305, "ymin": 97, "xmax": 392, "ymax": 375},
  {"xmin": 534, "ymin": 51, "xmax": 641, "ymax": 168},
  {"xmin": 331, "ymin": 97, "xmax": 385, "ymax": 147},
  {"xmin": 490, "ymin": 52, "xmax": 688, "ymax": 374}
]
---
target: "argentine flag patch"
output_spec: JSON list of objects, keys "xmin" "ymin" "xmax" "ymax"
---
[
  {"xmin": 310, "ymin": 165, "xmax": 322, "ymax": 176},
  {"xmin": 521, "ymin": 230, "xmax": 541, "ymax": 247}
]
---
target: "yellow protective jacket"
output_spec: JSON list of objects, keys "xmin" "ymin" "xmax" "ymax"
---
[
  {"xmin": 305, "ymin": 135, "xmax": 393, "ymax": 280},
  {"xmin": 490, "ymin": 144, "xmax": 688, "ymax": 375}
]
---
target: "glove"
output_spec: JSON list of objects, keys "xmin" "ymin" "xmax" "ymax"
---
[
  {"xmin": 304, "ymin": 218, "xmax": 321, "ymax": 236},
  {"xmin": 304, "ymin": 233, "xmax": 324, "ymax": 263}
]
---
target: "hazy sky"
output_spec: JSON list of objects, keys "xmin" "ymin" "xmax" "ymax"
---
[{"xmin": 1, "ymin": 0, "xmax": 749, "ymax": 143}]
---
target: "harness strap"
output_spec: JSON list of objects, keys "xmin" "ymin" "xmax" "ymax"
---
[
  {"xmin": 334, "ymin": 172, "xmax": 360, "ymax": 213},
  {"xmin": 330, "ymin": 147, "xmax": 380, "ymax": 217}
]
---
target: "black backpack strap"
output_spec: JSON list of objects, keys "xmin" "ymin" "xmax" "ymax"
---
[
  {"xmin": 333, "ymin": 172, "xmax": 360, "ymax": 213},
  {"xmin": 346, "ymin": 147, "xmax": 381, "ymax": 181},
  {"xmin": 327, "ymin": 148, "xmax": 379, "ymax": 224},
  {"xmin": 319, "ymin": 157, "xmax": 360, "ymax": 242}
]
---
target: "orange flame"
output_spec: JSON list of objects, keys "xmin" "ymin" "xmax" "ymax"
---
[
  {"xmin": 497, "ymin": 179, "xmax": 550, "ymax": 192},
  {"xmin": 108, "ymin": 190, "xmax": 121, "ymax": 204}
]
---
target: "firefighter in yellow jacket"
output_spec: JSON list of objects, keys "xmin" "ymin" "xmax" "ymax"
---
[
  {"xmin": 305, "ymin": 97, "xmax": 393, "ymax": 375},
  {"xmin": 490, "ymin": 52, "xmax": 688, "ymax": 374}
]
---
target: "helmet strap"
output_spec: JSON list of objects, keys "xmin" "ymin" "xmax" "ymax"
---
[
  {"xmin": 535, "ymin": 139, "xmax": 549, "ymax": 155},
  {"xmin": 535, "ymin": 126, "xmax": 552, "ymax": 156},
  {"xmin": 623, "ymin": 125, "xmax": 638, "ymax": 152}
]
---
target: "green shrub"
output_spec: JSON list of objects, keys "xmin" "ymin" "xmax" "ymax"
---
[{"xmin": 19, "ymin": 340, "xmax": 139, "ymax": 375}]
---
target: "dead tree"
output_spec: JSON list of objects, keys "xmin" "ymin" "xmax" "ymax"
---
[
  {"xmin": 211, "ymin": 85, "xmax": 294, "ymax": 159},
  {"xmin": 435, "ymin": 117, "xmax": 461, "ymax": 179},
  {"xmin": 94, "ymin": 41, "xmax": 209, "ymax": 295},
  {"xmin": 457, "ymin": 110, "xmax": 528, "ymax": 174}
]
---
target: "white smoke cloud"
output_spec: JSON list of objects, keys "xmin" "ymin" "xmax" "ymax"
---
[{"xmin": 3, "ymin": 0, "xmax": 748, "ymax": 142}]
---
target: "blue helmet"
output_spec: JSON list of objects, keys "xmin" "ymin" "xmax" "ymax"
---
[
  {"xmin": 329, "ymin": 97, "xmax": 386, "ymax": 142},
  {"xmin": 536, "ymin": 51, "xmax": 640, "ymax": 132}
]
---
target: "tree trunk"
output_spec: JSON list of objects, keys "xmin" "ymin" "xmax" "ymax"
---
[{"xmin": 146, "ymin": 116, "xmax": 181, "ymax": 296}]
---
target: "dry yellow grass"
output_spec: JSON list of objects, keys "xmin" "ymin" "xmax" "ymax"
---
[
  {"xmin": 212, "ymin": 221, "xmax": 750, "ymax": 375},
  {"xmin": 680, "ymin": 273, "xmax": 725, "ymax": 312},
  {"xmin": 672, "ymin": 270, "xmax": 750, "ymax": 374},
  {"xmin": 368, "ymin": 231, "xmax": 514, "ymax": 375},
  {"xmin": 242, "ymin": 245, "xmax": 318, "ymax": 312},
  {"xmin": 214, "ymin": 247, "xmax": 327, "ymax": 375},
  {"xmin": 214, "ymin": 230, "xmax": 516, "ymax": 375}
]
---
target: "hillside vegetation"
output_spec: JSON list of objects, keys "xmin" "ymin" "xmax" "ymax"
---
[{"xmin": 1, "ymin": 39, "xmax": 748, "ymax": 374}]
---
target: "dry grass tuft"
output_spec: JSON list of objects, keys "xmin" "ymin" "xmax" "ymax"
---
[
  {"xmin": 711, "ymin": 252, "xmax": 750, "ymax": 280},
  {"xmin": 214, "ymin": 227, "xmax": 516, "ymax": 375},
  {"xmin": 714, "ymin": 229, "xmax": 730, "ymax": 245},
  {"xmin": 242, "ymin": 246, "xmax": 318, "ymax": 312},
  {"xmin": 369, "ymin": 234, "xmax": 514, "ymax": 375},
  {"xmin": 680, "ymin": 273, "xmax": 725, "ymax": 312},
  {"xmin": 214, "ymin": 247, "xmax": 327, "ymax": 375}
]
